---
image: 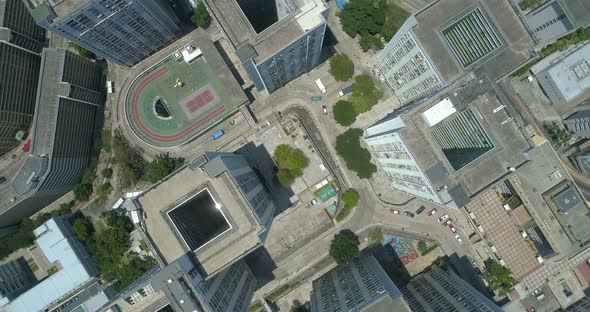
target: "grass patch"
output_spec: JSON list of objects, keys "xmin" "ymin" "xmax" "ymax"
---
[
  {"xmin": 417, "ymin": 241, "xmax": 438, "ymax": 256},
  {"xmin": 248, "ymin": 300, "xmax": 262, "ymax": 312},
  {"xmin": 265, "ymin": 281, "xmax": 300, "ymax": 303}
]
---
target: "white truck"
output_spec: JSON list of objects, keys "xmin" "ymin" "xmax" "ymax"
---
[{"xmin": 315, "ymin": 79, "xmax": 326, "ymax": 94}]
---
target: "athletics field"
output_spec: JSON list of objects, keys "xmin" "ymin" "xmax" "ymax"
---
[{"xmin": 125, "ymin": 55, "xmax": 238, "ymax": 147}]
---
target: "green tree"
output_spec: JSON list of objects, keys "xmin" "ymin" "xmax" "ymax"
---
[
  {"xmin": 543, "ymin": 121, "xmax": 571, "ymax": 146},
  {"xmin": 333, "ymin": 100, "xmax": 357, "ymax": 126},
  {"xmin": 335, "ymin": 128, "xmax": 377, "ymax": 178},
  {"xmin": 342, "ymin": 188, "xmax": 359, "ymax": 207},
  {"xmin": 273, "ymin": 144, "xmax": 292, "ymax": 163},
  {"xmin": 146, "ymin": 153, "xmax": 185, "ymax": 183},
  {"xmin": 359, "ymin": 34, "xmax": 383, "ymax": 52},
  {"xmin": 101, "ymin": 129, "xmax": 112, "ymax": 153},
  {"xmin": 273, "ymin": 145, "xmax": 309, "ymax": 187},
  {"xmin": 113, "ymin": 132, "xmax": 146, "ymax": 187},
  {"xmin": 329, "ymin": 53, "xmax": 354, "ymax": 81},
  {"xmin": 381, "ymin": 3, "xmax": 409, "ymax": 41},
  {"xmin": 329, "ymin": 230, "xmax": 360, "ymax": 265},
  {"xmin": 417, "ymin": 241, "xmax": 427, "ymax": 254},
  {"xmin": 191, "ymin": 2, "xmax": 212, "ymax": 29},
  {"xmin": 350, "ymin": 75, "xmax": 383, "ymax": 113},
  {"xmin": 340, "ymin": 0, "xmax": 386, "ymax": 37},
  {"xmin": 118, "ymin": 256, "xmax": 157, "ymax": 289},
  {"xmin": 74, "ymin": 184, "xmax": 93, "ymax": 201},
  {"xmin": 73, "ymin": 217, "xmax": 94, "ymax": 242},
  {"xmin": 483, "ymin": 260, "xmax": 516, "ymax": 296},
  {"xmin": 276, "ymin": 168, "xmax": 295, "ymax": 187},
  {"xmin": 95, "ymin": 182, "xmax": 112, "ymax": 202},
  {"xmin": 101, "ymin": 168, "xmax": 113, "ymax": 179}
]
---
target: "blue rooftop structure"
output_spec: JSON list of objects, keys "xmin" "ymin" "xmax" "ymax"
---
[
  {"xmin": 335, "ymin": 0, "xmax": 348, "ymax": 10},
  {"xmin": 1, "ymin": 216, "xmax": 97, "ymax": 312}
]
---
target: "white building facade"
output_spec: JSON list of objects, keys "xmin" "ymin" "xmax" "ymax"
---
[
  {"xmin": 365, "ymin": 118, "xmax": 442, "ymax": 204},
  {"xmin": 377, "ymin": 16, "xmax": 445, "ymax": 104}
]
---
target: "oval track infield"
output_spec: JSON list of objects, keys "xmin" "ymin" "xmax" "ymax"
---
[{"xmin": 128, "ymin": 67, "xmax": 226, "ymax": 144}]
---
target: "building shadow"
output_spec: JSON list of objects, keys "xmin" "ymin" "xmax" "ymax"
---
[
  {"xmin": 319, "ymin": 26, "xmax": 338, "ymax": 64},
  {"xmin": 446, "ymin": 253, "xmax": 495, "ymax": 300},
  {"xmin": 244, "ymin": 246, "xmax": 277, "ymax": 290},
  {"xmin": 236, "ymin": 142, "xmax": 295, "ymax": 215},
  {"xmin": 367, "ymin": 243, "xmax": 412, "ymax": 287}
]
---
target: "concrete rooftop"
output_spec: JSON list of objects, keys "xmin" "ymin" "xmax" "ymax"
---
[
  {"xmin": 207, "ymin": 0, "xmax": 326, "ymax": 63},
  {"xmin": 138, "ymin": 164, "xmax": 262, "ymax": 277},
  {"xmin": 398, "ymin": 74, "xmax": 530, "ymax": 201},
  {"xmin": 509, "ymin": 141, "xmax": 590, "ymax": 258},
  {"xmin": 412, "ymin": 0, "xmax": 534, "ymax": 82}
]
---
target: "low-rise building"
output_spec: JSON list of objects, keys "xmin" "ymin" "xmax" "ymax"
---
[
  {"xmin": 1, "ymin": 216, "xmax": 97, "ymax": 312},
  {"xmin": 532, "ymin": 42, "xmax": 590, "ymax": 106}
]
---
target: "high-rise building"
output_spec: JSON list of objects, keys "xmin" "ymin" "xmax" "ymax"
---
[
  {"xmin": 2, "ymin": 216, "xmax": 98, "ymax": 312},
  {"xmin": 207, "ymin": 0, "xmax": 327, "ymax": 94},
  {"xmin": 377, "ymin": 0, "xmax": 533, "ymax": 105},
  {"xmin": 364, "ymin": 75, "xmax": 532, "ymax": 209},
  {"xmin": 402, "ymin": 266, "xmax": 502, "ymax": 312},
  {"xmin": 109, "ymin": 255, "xmax": 257, "ymax": 312},
  {"xmin": 0, "ymin": 257, "xmax": 36, "ymax": 306},
  {"xmin": 0, "ymin": 48, "xmax": 105, "ymax": 236},
  {"xmin": 310, "ymin": 254, "xmax": 411, "ymax": 312},
  {"xmin": 26, "ymin": 0, "xmax": 180, "ymax": 66},
  {"xmin": 0, "ymin": 0, "xmax": 46, "ymax": 156}
]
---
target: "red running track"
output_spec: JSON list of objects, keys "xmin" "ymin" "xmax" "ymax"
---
[{"xmin": 130, "ymin": 67, "xmax": 227, "ymax": 143}]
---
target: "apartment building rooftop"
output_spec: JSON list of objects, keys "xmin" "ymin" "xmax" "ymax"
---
[
  {"xmin": 411, "ymin": 0, "xmax": 533, "ymax": 82},
  {"xmin": 207, "ymin": 0, "xmax": 326, "ymax": 63},
  {"xmin": 137, "ymin": 153, "xmax": 268, "ymax": 277}
]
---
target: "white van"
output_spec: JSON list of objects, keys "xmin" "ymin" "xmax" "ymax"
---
[{"xmin": 315, "ymin": 79, "xmax": 326, "ymax": 94}]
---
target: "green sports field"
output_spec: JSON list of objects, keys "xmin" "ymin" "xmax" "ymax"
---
[{"xmin": 126, "ymin": 56, "xmax": 238, "ymax": 147}]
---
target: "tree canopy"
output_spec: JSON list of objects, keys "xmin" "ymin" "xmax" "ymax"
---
[
  {"xmin": 350, "ymin": 75, "xmax": 383, "ymax": 114},
  {"xmin": 146, "ymin": 153, "xmax": 185, "ymax": 183},
  {"xmin": 191, "ymin": 2, "xmax": 212, "ymax": 29},
  {"xmin": 335, "ymin": 128, "xmax": 377, "ymax": 179},
  {"xmin": 273, "ymin": 144, "xmax": 309, "ymax": 187},
  {"xmin": 333, "ymin": 100, "xmax": 357, "ymax": 126},
  {"xmin": 73, "ymin": 183, "xmax": 93, "ymax": 201},
  {"xmin": 329, "ymin": 53, "xmax": 354, "ymax": 81},
  {"xmin": 543, "ymin": 121, "xmax": 571, "ymax": 147},
  {"xmin": 329, "ymin": 230, "xmax": 360, "ymax": 265},
  {"xmin": 73, "ymin": 217, "xmax": 94, "ymax": 242},
  {"xmin": 339, "ymin": 0, "xmax": 408, "ymax": 51},
  {"xmin": 342, "ymin": 188, "xmax": 359, "ymax": 208},
  {"xmin": 483, "ymin": 260, "xmax": 516, "ymax": 296},
  {"xmin": 113, "ymin": 132, "xmax": 146, "ymax": 187},
  {"xmin": 69, "ymin": 43, "xmax": 96, "ymax": 59}
]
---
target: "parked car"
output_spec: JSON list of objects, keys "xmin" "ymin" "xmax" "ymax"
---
[
  {"xmin": 416, "ymin": 206, "xmax": 426, "ymax": 214},
  {"xmin": 404, "ymin": 211, "xmax": 415, "ymax": 218},
  {"xmin": 450, "ymin": 225, "xmax": 457, "ymax": 234},
  {"xmin": 428, "ymin": 208, "xmax": 438, "ymax": 216},
  {"xmin": 389, "ymin": 209, "xmax": 400, "ymax": 215},
  {"xmin": 455, "ymin": 234, "xmax": 463, "ymax": 244},
  {"xmin": 437, "ymin": 214, "xmax": 449, "ymax": 222},
  {"xmin": 443, "ymin": 219, "xmax": 452, "ymax": 227},
  {"xmin": 322, "ymin": 105, "xmax": 328, "ymax": 115},
  {"xmin": 338, "ymin": 85, "xmax": 352, "ymax": 97}
]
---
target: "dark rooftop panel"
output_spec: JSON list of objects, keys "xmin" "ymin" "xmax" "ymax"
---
[{"xmin": 167, "ymin": 190, "xmax": 230, "ymax": 251}]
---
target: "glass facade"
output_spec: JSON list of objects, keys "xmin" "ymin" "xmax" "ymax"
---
[
  {"xmin": 35, "ymin": 0, "xmax": 179, "ymax": 66},
  {"xmin": 249, "ymin": 23, "xmax": 326, "ymax": 93}
]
